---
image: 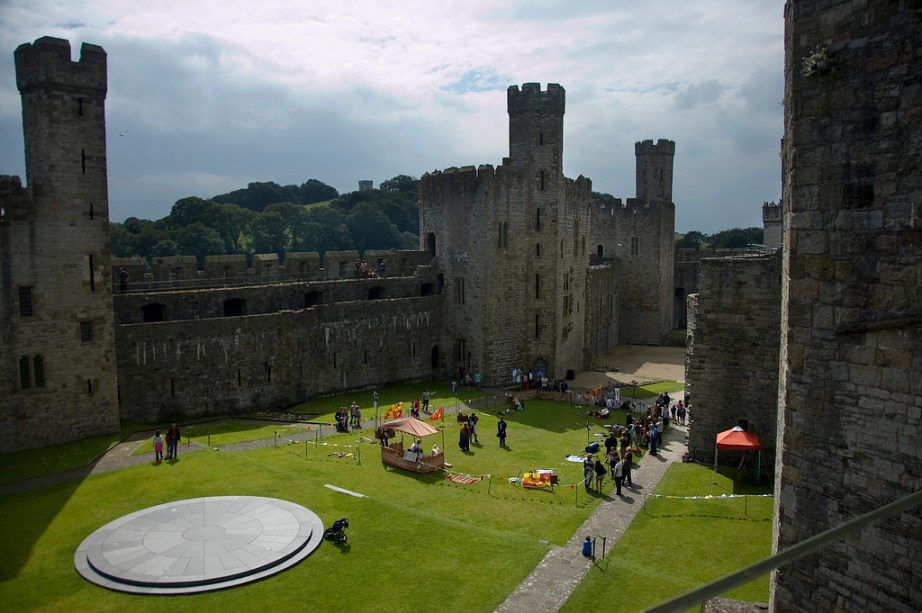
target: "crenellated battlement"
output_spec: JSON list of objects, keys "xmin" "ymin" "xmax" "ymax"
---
[
  {"xmin": 635, "ymin": 139, "xmax": 675, "ymax": 155},
  {"xmin": 15, "ymin": 36, "xmax": 107, "ymax": 95},
  {"xmin": 507, "ymin": 82, "xmax": 565, "ymax": 114}
]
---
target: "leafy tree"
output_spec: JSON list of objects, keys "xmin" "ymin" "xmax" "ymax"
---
[
  {"xmin": 675, "ymin": 231, "xmax": 707, "ymax": 252},
  {"xmin": 212, "ymin": 203, "xmax": 254, "ymax": 253},
  {"xmin": 176, "ymin": 222, "xmax": 225, "ymax": 266},
  {"xmin": 710, "ymin": 227, "xmax": 764, "ymax": 250},
  {"xmin": 110, "ymin": 223, "xmax": 135, "ymax": 258},
  {"xmin": 165, "ymin": 197, "xmax": 220, "ymax": 229},
  {"xmin": 248, "ymin": 209, "xmax": 290, "ymax": 257},
  {"xmin": 346, "ymin": 202, "xmax": 402, "ymax": 252},
  {"xmin": 299, "ymin": 179, "xmax": 338, "ymax": 204},
  {"xmin": 150, "ymin": 240, "xmax": 180, "ymax": 258},
  {"xmin": 302, "ymin": 207, "xmax": 352, "ymax": 254},
  {"xmin": 379, "ymin": 174, "xmax": 419, "ymax": 193}
]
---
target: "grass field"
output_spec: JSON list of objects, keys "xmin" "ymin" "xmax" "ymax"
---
[
  {"xmin": 1, "ymin": 379, "xmax": 774, "ymax": 612},
  {"xmin": 0, "ymin": 395, "xmax": 618, "ymax": 612}
]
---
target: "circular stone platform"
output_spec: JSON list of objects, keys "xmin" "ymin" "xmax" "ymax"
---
[{"xmin": 74, "ymin": 496, "xmax": 323, "ymax": 594}]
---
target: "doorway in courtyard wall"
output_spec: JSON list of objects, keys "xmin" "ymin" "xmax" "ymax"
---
[{"xmin": 533, "ymin": 357, "xmax": 548, "ymax": 376}]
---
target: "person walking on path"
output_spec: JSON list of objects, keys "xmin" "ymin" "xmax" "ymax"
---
[
  {"xmin": 622, "ymin": 449, "xmax": 634, "ymax": 487},
  {"xmin": 167, "ymin": 423, "xmax": 181, "ymax": 459},
  {"xmin": 153, "ymin": 431, "xmax": 163, "ymax": 462},
  {"xmin": 613, "ymin": 456, "xmax": 624, "ymax": 496},
  {"xmin": 497, "ymin": 416, "xmax": 507, "ymax": 446}
]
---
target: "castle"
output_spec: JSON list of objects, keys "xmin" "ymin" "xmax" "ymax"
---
[{"xmin": 0, "ymin": 38, "xmax": 675, "ymax": 451}]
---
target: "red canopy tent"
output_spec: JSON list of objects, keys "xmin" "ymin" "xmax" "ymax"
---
[
  {"xmin": 716, "ymin": 426, "xmax": 761, "ymax": 451},
  {"xmin": 714, "ymin": 426, "xmax": 762, "ymax": 481}
]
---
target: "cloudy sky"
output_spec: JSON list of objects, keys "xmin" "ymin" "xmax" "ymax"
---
[{"xmin": 0, "ymin": 0, "xmax": 784, "ymax": 233}]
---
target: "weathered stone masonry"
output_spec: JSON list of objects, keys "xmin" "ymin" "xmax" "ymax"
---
[{"xmin": 771, "ymin": 2, "xmax": 922, "ymax": 611}]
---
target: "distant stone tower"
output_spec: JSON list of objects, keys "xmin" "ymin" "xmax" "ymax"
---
[
  {"xmin": 761, "ymin": 200, "xmax": 782, "ymax": 252},
  {"xmin": 420, "ymin": 83, "xmax": 592, "ymax": 384},
  {"xmin": 0, "ymin": 37, "xmax": 119, "ymax": 452},
  {"xmin": 358, "ymin": 180, "xmax": 373, "ymax": 192},
  {"xmin": 589, "ymin": 139, "xmax": 675, "ymax": 344}
]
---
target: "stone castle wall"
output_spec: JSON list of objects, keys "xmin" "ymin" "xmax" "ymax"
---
[
  {"xmin": 772, "ymin": 3, "xmax": 922, "ymax": 612},
  {"xmin": 116, "ymin": 295, "xmax": 443, "ymax": 421},
  {"xmin": 685, "ymin": 254, "xmax": 781, "ymax": 470}
]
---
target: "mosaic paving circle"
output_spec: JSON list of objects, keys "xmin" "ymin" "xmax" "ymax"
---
[{"xmin": 74, "ymin": 496, "xmax": 323, "ymax": 594}]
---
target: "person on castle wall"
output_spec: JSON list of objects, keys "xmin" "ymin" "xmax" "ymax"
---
[
  {"xmin": 167, "ymin": 423, "xmax": 180, "ymax": 459},
  {"xmin": 377, "ymin": 258, "xmax": 386, "ymax": 277},
  {"xmin": 153, "ymin": 430, "xmax": 163, "ymax": 462},
  {"xmin": 117, "ymin": 267, "xmax": 129, "ymax": 292}
]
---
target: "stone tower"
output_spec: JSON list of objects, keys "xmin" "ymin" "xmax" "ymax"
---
[
  {"xmin": 606, "ymin": 139, "xmax": 676, "ymax": 344},
  {"xmin": 0, "ymin": 37, "xmax": 119, "ymax": 452},
  {"xmin": 419, "ymin": 83, "xmax": 592, "ymax": 384},
  {"xmin": 772, "ymin": 2, "xmax": 922, "ymax": 611}
]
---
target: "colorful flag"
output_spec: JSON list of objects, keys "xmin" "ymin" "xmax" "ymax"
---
[{"xmin": 429, "ymin": 407, "xmax": 443, "ymax": 421}]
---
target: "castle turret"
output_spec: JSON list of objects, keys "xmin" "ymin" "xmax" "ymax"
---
[
  {"xmin": 0, "ymin": 37, "xmax": 119, "ymax": 452},
  {"xmin": 507, "ymin": 83, "xmax": 565, "ymax": 175},
  {"xmin": 635, "ymin": 139, "xmax": 675, "ymax": 204}
]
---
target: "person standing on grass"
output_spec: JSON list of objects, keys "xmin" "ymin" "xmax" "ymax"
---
[
  {"xmin": 497, "ymin": 416, "xmax": 507, "ymax": 446},
  {"xmin": 594, "ymin": 458, "xmax": 607, "ymax": 492}
]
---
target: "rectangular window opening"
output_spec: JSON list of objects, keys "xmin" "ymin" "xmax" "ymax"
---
[
  {"xmin": 89, "ymin": 254, "xmax": 95, "ymax": 291},
  {"xmin": 81, "ymin": 149, "xmax": 86, "ymax": 174},
  {"xmin": 78, "ymin": 97, "xmax": 84, "ymax": 115},
  {"xmin": 535, "ymin": 273, "xmax": 540, "ymax": 300},
  {"xmin": 19, "ymin": 356, "xmax": 31, "ymax": 389},
  {"xmin": 540, "ymin": 170, "xmax": 545, "ymax": 191},
  {"xmin": 87, "ymin": 379, "xmax": 93, "ymax": 395},
  {"xmin": 536, "ymin": 208, "xmax": 542, "ymax": 231},
  {"xmin": 80, "ymin": 321, "xmax": 93, "ymax": 342},
  {"xmin": 18, "ymin": 287, "xmax": 33, "ymax": 317},
  {"xmin": 170, "ymin": 378, "xmax": 175, "ymax": 397}
]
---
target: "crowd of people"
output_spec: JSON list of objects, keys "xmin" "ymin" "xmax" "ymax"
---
[{"xmin": 354, "ymin": 258, "xmax": 386, "ymax": 278}]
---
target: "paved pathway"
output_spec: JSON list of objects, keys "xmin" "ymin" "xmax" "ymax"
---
[{"xmin": 495, "ymin": 422, "xmax": 689, "ymax": 613}]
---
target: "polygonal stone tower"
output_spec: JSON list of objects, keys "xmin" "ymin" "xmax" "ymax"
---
[
  {"xmin": 419, "ymin": 83, "xmax": 593, "ymax": 384},
  {"xmin": 0, "ymin": 37, "xmax": 119, "ymax": 452},
  {"xmin": 772, "ymin": 2, "xmax": 922, "ymax": 611}
]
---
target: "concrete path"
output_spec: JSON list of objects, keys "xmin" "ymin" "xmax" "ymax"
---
[{"xmin": 495, "ymin": 422, "xmax": 689, "ymax": 613}]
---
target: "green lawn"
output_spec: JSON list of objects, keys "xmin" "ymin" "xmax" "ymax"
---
[
  {"xmin": 560, "ymin": 463, "xmax": 774, "ymax": 612},
  {"xmin": 0, "ymin": 398, "xmax": 615, "ymax": 612},
  {"xmin": 0, "ymin": 382, "xmax": 771, "ymax": 613}
]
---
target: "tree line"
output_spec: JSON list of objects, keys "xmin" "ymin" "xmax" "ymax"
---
[
  {"xmin": 111, "ymin": 176, "xmax": 421, "ymax": 264},
  {"xmin": 113, "ymin": 181, "xmax": 764, "ymax": 265}
]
